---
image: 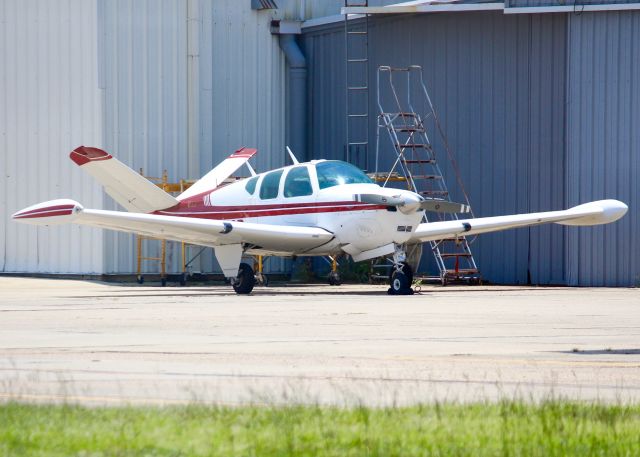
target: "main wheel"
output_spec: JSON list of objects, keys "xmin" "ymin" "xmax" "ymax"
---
[
  {"xmin": 233, "ymin": 263, "xmax": 256, "ymax": 294},
  {"xmin": 389, "ymin": 270, "xmax": 412, "ymax": 295},
  {"xmin": 328, "ymin": 271, "xmax": 341, "ymax": 286}
]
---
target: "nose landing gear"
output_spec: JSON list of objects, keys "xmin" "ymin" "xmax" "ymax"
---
[{"xmin": 388, "ymin": 245, "xmax": 414, "ymax": 295}]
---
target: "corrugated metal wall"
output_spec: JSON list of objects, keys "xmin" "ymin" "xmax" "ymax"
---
[
  {"xmin": 565, "ymin": 11, "xmax": 640, "ymax": 286},
  {"xmin": 1, "ymin": 0, "xmax": 104, "ymax": 274},
  {"xmin": 303, "ymin": 12, "xmax": 569, "ymax": 285},
  {"xmin": 99, "ymin": 0, "xmax": 189, "ymax": 274},
  {"xmin": 99, "ymin": 0, "xmax": 289, "ymax": 274}
]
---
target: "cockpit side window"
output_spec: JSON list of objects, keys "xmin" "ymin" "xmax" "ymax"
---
[
  {"xmin": 315, "ymin": 161, "xmax": 373, "ymax": 190},
  {"xmin": 283, "ymin": 166, "xmax": 313, "ymax": 198},
  {"xmin": 245, "ymin": 176, "xmax": 258, "ymax": 195},
  {"xmin": 259, "ymin": 169, "xmax": 284, "ymax": 200}
]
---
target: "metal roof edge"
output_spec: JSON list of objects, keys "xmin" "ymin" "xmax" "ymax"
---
[
  {"xmin": 302, "ymin": 1, "xmax": 640, "ymax": 30},
  {"xmin": 341, "ymin": 2, "xmax": 504, "ymax": 14},
  {"xmin": 504, "ymin": 3, "xmax": 640, "ymax": 14}
]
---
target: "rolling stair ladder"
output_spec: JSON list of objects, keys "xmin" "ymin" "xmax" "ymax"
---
[
  {"xmin": 344, "ymin": 0, "xmax": 370, "ymax": 169},
  {"xmin": 375, "ymin": 65, "xmax": 481, "ymax": 285}
]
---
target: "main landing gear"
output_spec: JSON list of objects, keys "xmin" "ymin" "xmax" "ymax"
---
[
  {"xmin": 327, "ymin": 256, "xmax": 341, "ymax": 286},
  {"xmin": 231, "ymin": 262, "xmax": 256, "ymax": 294},
  {"xmin": 388, "ymin": 245, "xmax": 414, "ymax": 295}
]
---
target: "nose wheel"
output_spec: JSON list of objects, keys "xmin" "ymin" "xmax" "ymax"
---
[{"xmin": 387, "ymin": 245, "xmax": 414, "ymax": 295}]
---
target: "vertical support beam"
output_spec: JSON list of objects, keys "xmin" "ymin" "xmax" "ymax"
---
[
  {"xmin": 187, "ymin": 0, "xmax": 200, "ymax": 181},
  {"xmin": 278, "ymin": 34, "xmax": 307, "ymax": 160}
]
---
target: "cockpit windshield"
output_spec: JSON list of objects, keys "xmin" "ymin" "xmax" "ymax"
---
[{"xmin": 315, "ymin": 161, "xmax": 373, "ymax": 189}]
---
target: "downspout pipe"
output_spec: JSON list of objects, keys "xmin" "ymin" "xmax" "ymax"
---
[{"xmin": 278, "ymin": 34, "xmax": 307, "ymax": 161}]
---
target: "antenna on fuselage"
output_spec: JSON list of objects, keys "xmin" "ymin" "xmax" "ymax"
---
[
  {"xmin": 286, "ymin": 146, "xmax": 300, "ymax": 165},
  {"xmin": 245, "ymin": 161, "xmax": 257, "ymax": 177}
]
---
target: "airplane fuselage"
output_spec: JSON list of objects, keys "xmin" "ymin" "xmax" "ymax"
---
[{"xmin": 155, "ymin": 160, "xmax": 423, "ymax": 258}]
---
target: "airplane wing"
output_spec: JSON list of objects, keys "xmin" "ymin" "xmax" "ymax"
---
[
  {"xmin": 177, "ymin": 147, "xmax": 258, "ymax": 201},
  {"xmin": 12, "ymin": 199, "xmax": 334, "ymax": 252},
  {"xmin": 409, "ymin": 200, "xmax": 628, "ymax": 243}
]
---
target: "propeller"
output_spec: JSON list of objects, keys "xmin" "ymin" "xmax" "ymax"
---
[
  {"xmin": 355, "ymin": 193, "xmax": 470, "ymax": 214},
  {"xmin": 419, "ymin": 200, "xmax": 471, "ymax": 214},
  {"xmin": 354, "ymin": 193, "xmax": 406, "ymax": 206}
]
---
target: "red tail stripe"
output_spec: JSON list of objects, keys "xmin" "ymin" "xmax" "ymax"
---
[{"xmin": 70, "ymin": 146, "xmax": 113, "ymax": 166}]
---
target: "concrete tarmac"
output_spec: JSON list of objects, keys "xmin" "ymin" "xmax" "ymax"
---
[{"xmin": 1, "ymin": 277, "xmax": 639, "ymax": 406}]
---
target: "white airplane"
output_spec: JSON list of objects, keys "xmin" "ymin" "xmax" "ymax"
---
[{"xmin": 13, "ymin": 146, "xmax": 627, "ymax": 295}]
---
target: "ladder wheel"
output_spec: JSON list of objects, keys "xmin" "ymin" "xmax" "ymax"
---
[
  {"xmin": 160, "ymin": 278, "xmax": 167, "ymax": 287},
  {"xmin": 233, "ymin": 263, "xmax": 256, "ymax": 295},
  {"xmin": 137, "ymin": 275, "xmax": 144, "ymax": 285},
  {"xmin": 179, "ymin": 273, "xmax": 187, "ymax": 286}
]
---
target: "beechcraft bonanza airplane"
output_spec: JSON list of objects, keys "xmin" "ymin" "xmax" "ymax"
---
[{"xmin": 13, "ymin": 146, "xmax": 627, "ymax": 295}]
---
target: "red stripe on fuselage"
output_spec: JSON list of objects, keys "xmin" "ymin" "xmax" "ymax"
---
[{"xmin": 155, "ymin": 201, "xmax": 386, "ymax": 220}]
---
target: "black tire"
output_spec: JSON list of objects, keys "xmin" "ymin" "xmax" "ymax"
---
[
  {"xmin": 233, "ymin": 263, "xmax": 256, "ymax": 294},
  {"xmin": 390, "ymin": 270, "xmax": 412, "ymax": 295},
  {"xmin": 328, "ymin": 271, "xmax": 341, "ymax": 286},
  {"xmin": 137, "ymin": 275, "xmax": 144, "ymax": 285},
  {"xmin": 400, "ymin": 262, "xmax": 414, "ymax": 285}
]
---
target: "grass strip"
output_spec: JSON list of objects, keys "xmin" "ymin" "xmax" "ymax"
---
[{"xmin": 1, "ymin": 400, "xmax": 640, "ymax": 456}]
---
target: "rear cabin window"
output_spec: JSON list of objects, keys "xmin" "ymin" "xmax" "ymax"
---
[
  {"xmin": 259, "ymin": 170, "xmax": 284, "ymax": 200},
  {"xmin": 245, "ymin": 176, "xmax": 258, "ymax": 195},
  {"xmin": 283, "ymin": 166, "xmax": 313, "ymax": 198},
  {"xmin": 315, "ymin": 160, "xmax": 373, "ymax": 189}
]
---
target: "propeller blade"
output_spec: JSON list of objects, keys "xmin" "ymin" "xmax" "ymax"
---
[
  {"xmin": 355, "ymin": 193, "xmax": 406, "ymax": 206},
  {"xmin": 420, "ymin": 200, "xmax": 471, "ymax": 214}
]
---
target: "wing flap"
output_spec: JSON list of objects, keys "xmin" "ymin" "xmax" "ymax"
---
[{"xmin": 410, "ymin": 200, "xmax": 627, "ymax": 243}]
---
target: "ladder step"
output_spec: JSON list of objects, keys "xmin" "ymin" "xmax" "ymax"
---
[
  {"xmin": 410, "ymin": 175, "xmax": 442, "ymax": 180},
  {"xmin": 348, "ymin": 114, "xmax": 369, "ymax": 118},
  {"xmin": 348, "ymin": 86, "xmax": 368, "ymax": 90},
  {"xmin": 397, "ymin": 143, "xmax": 429, "ymax": 149},
  {"xmin": 347, "ymin": 58, "xmax": 369, "ymax": 62},
  {"xmin": 394, "ymin": 127, "xmax": 424, "ymax": 132},
  {"xmin": 346, "ymin": 31, "xmax": 368, "ymax": 35},
  {"xmin": 420, "ymin": 190, "xmax": 449, "ymax": 196},
  {"xmin": 439, "ymin": 253, "xmax": 473, "ymax": 258},
  {"xmin": 403, "ymin": 159, "xmax": 435, "ymax": 164},
  {"xmin": 382, "ymin": 112, "xmax": 418, "ymax": 117},
  {"xmin": 443, "ymin": 269, "xmax": 479, "ymax": 275},
  {"xmin": 348, "ymin": 142, "xmax": 369, "ymax": 146}
]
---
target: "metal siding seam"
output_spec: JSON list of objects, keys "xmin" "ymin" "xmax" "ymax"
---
[{"xmin": 0, "ymin": 0, "xmax": 5, "ymax": 271}]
